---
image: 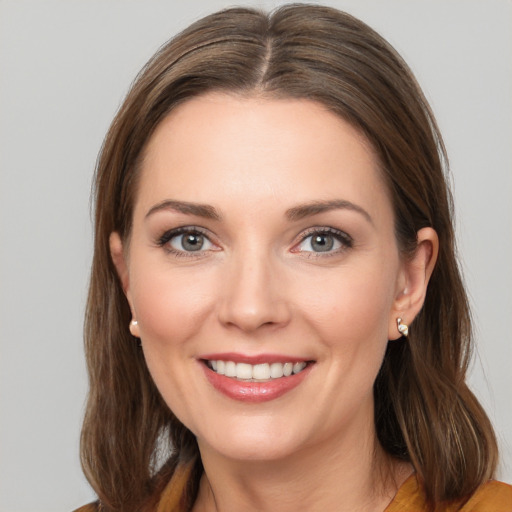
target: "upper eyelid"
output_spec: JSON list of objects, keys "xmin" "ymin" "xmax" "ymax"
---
[
  {"xmin": 159, "ymin": 225, "xmax": 211, "ymax": 238},
  {"xmin": 296, "ymin": 226, "xmax": 352, "ymax": 242},
  {"xmin": 158, "ymin": 226, "xmax": 217, "ymax": 246}
]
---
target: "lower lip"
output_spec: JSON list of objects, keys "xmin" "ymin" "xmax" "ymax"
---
[{"xmin": 201, "ymin": 363, "xmax": 313, "ymax": 403}]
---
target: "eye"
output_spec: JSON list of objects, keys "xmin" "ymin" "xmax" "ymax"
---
[
  {"xmin": 294, "ymin": 228, "xmax": 352, "ymax": 254},
  {"xmin": 170, "ymin": 232, "xmax": 212, "ymax": 252},
  {"xmin": 158, "ymin": 227, "xmax": 216, "ymax": 255}
]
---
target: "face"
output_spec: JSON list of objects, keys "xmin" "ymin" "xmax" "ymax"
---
[{"xmin": 113, "ymin": 94, "xmax": 414, "ymax": 463}]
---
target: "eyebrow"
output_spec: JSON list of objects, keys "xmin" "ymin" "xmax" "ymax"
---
[
  {"xmin": 285, "ymin": 200, "xmax": 373, "ymax": 225},
  {"xmin": 145, "ymin": 200, "xmax": 222, "ymax": 221},
  {"xmin": 145, "ymin": 198, "xmax": 373, "ymax": 225}
]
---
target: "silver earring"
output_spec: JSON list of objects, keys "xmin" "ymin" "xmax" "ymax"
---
[
  {"xmin": 130, "ymin": 319, "xmax": 138, "ymax": 327},
  {"xmin": 397, "ymin": 317, "xmax": 409, "ymax": 337}
]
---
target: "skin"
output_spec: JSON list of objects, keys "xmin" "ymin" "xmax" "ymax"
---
[{"xmin": 111, "ymin": 93, "xmax": 438, "ymax": 511}]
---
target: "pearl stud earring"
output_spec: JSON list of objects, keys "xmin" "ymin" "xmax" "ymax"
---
[
  {"xmin": 397, "ymin": 317, "xmax": 409, "ymax": 337},
  {"xmin": 129, "ymin": 319, "xmax": 140, "ymax": 338}
]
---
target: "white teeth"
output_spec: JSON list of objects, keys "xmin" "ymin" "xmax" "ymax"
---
[
  {"xmin": 253, "ymin": 363, "xmax": 270, "ymax": 380},
  {"xmin": 236, "ymin": 362, "xmax": 253, "ymax": 380},
  {"xmin": 207, "ymin": 360, "xmax": 309, "ymax": 381},
  {"xmin": 270, "ymin": 362, "xmax": 284, "ymax": 378},
  {"xmin": 293, "ymin": 362, "xmax": 306, "ymax": 374},
  {"xmin": 225, "ymin": 361, "xmax": 236, "ymax": 377}
]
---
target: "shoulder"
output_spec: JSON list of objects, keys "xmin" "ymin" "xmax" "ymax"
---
[
  {"xmin": 458, "ymin": 480, "xmax": 512, "ymax": 511},
  {"xmin": 72, "ymin": 502, "xmax": 100, "ymax": 512},
  {"xmin": 387, "ymin": 475, "xmax": 512, "ymax": 512}
]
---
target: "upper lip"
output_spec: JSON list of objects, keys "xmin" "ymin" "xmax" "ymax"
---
[{"xmin": 198, "ymin": 352, "xmax": 313, "ymax": 365}]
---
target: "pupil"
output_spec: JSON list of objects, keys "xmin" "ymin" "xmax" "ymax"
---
[
  {"xmin": 183, "ymin": 233, "xmax": 203, "ymax": 251},
  {"xmin": 312, "ymin": 234, "xmax": 333, "ymax": 252}
]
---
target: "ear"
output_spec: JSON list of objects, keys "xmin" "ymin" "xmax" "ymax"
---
[
  {"xmin": 388, "ymin": 227, "xmax": 439, "ymax": 340},
  {"xmin": 110, "ymin": 232, "xmax": 140, "ymax": 337}
]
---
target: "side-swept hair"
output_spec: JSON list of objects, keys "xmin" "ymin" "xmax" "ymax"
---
[{"xmin": 81, "ymin": 5, "xmax": 498, "ymax": 510}]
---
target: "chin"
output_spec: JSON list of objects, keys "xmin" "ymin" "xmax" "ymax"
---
[
  {"xmin": 195, "ymin": 417, "xmax": 309, "ymax": 463},
  {"xmin": 202, "ymin": 440, "xmax": 302, "ymax": 463}
]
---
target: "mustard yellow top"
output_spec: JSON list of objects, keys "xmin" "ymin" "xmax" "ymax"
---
[
  {"xmin": 75, "ymin": 474, "xmax": 512, "ymax": 512},
  {"xmin": 384, "ymin": 474, "xmax": 512, "ymax": 512}
]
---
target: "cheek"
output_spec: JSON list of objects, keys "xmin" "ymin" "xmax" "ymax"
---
[
  {"xmin": 129, "ymin": 266, "xmax": 218, "ymax": 428},
  {"xmin": 131, "ymin": 264, "xmax": 216, "ymax": 351},
  {"xmin": 298, "ymin": 264, "xmax": 397, "ymax": 347}
]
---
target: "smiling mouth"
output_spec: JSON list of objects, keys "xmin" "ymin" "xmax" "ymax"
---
[{"xmin": 205, "ymin": 360, "xmax": 311, "ymax": 382}]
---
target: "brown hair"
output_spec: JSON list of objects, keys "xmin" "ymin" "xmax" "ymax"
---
[{"xmin": 81, "ymin": 4, "xmax": 498, "ymax": 511}]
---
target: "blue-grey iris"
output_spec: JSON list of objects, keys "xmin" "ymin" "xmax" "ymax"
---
[{"xmin": 311, "ymin": 234, "xmax": 334, "ymax": 252}]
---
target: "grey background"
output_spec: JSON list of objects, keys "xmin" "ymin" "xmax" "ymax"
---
[{"xmin": 0, "ymin": 0, "xmax": 510, "ymax": 510}]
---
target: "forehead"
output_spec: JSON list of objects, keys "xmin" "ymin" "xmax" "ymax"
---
[{"xmin": 136, "ymin": 93, "xmax": 391, "ymax": 221}]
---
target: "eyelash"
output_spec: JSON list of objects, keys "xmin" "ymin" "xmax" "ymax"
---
[
  {"xmin": 156, "ymin": 226, "xmax": 353, "ymax": 258},
  {"xmin": 157, "ymin": 226, "xmax": 215, "ymax": 258},
  {"xmin": 294, "ymin": 227, "xmax": 353, "ymax": 258}
]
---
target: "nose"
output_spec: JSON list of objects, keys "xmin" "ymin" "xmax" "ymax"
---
[{"xmin": 217, "ymin": 251, "xmax": 291, "ymax": 333}]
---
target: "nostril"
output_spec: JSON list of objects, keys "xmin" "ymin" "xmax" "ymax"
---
[{"xmin": 218, "ymin": 301, "xmax": 290, "ymax": 332}]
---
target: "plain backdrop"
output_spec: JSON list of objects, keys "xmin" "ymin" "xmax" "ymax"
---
[{"xmin": 0, "ymin": 0, "xmax": 511, "ymax": 510}]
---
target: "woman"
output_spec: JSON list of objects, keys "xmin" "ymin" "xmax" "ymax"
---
[{"xmin": 77, "ymin": 5, "xmax": 512, "ymax": 511}]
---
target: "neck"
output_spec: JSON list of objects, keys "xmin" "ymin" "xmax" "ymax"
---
[{"xmin": 192, "ymin": 421, "xmax": 411, "ymax": 512}]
